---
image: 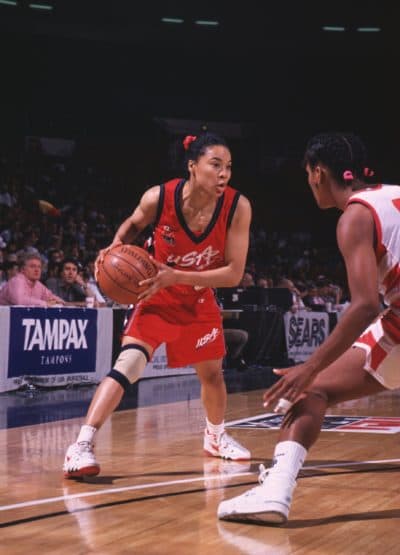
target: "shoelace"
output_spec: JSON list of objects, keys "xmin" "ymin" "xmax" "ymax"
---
[
  {"xmin": 77, "ymin": 441, "xmax": 93, "ymax": 453},
  {"xmin": 219, "ymin": 432, "xmax": 243, "ymax": 450},
  {"xmin": 258, "ymin": 463, "xmax": 269, "ymax": 484}
]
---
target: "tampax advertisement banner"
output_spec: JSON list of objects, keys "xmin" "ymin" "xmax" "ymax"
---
[{"xmin": 1, "ymin": 306, "xmax": 113, "ymax": 392}]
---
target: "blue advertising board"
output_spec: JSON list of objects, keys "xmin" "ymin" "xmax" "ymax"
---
[{"xmin": 8, "ymin": 307, "xmax": 98, "ymax": 377}]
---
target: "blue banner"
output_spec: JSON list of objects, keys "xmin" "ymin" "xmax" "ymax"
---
[{"xmin": 8, "ymin": 307, "xmax": 98, "ymax": 377}]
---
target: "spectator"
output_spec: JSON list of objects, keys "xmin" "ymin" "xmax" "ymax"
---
[
  {"xmin": 256, "ymin": 275, "xmax": 273, "ymax": 288},
  {"xmin": 223, "ymin": 328, "xmax": 249, "ymax": 371},
  {"xmin": 0, "ymin": 264, "xmax": 6, "ymax": 290},
  {"xmin": 46, "ymin": 257, "xmax": 97, "ymax": 306},
  {"xmin": 276, "ymin": 277, "xmax": 306, "ymax": 312},
  {"xmin": 302, "ymin": 282, "xmax": 326, "ymax": 311},
  {"xmin": 239, "ymin": 271, "xmax": 255, "ymax": 288},
  {"xmin": 4, "ymin": 260, "xmax": 19, "ymax": 282},
  {"xmin": 0, "ymin": 253, "xmax": 63, "ymax": 306},
  {"xmin": 83, "ymin": 257, "xmax": 108, "ymax": 306}
]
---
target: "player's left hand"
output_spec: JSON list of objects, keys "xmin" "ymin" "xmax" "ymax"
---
[
  {"xmin": 137, "ymin": 257, "xmax": 178, "ymax": 300},
  {"xmin": 262, "ymin": 363, "xmax": 317, "ymax": 410}
]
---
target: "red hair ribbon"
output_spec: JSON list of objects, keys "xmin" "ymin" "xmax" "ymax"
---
[
  {"xmin": 343, "ymin": 170, "xmax": 354, "ymax": 181},
  {"xmin": 183, "ymin": 135, "xmax": 197, "ymax": 151},
  {"xmin": 364, "ymin": 167, "xmax": 375, "ymax": 177}
]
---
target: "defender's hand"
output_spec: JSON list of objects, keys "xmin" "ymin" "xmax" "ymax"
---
[{"xmin": 262, "ymin": 363, "xmax": 317, "ymax": 411}]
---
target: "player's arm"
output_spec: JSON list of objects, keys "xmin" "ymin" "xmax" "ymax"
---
[
  {"xmin": 262, "ymin": 202, "xmax": 381, "ymax": 410},
  {"xmin": 301, "ymin": 203, "xmax": 380, "ymax": 374},
  {"xmin": 175, "ymin": 194, "xmax": 252, "ymax": 287},
  {"xmin": 95, "ymin": 186, "xmax": 160, "ymax": 279},
  {"xmin": 112, "ymin": 186, "xmax": 160, "ymax": 245}
]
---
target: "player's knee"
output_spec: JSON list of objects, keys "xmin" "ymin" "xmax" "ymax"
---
[
  {"xmin": 307, "ymin": 389, "xmax": 329, "ymax": 405},
  {"xmin": 200, "ymin": 367, "xmax": 224, "ymax": 386},
  {"xmin": 107, "ymin": 344, "xmax": 150, "ymax": 391}
]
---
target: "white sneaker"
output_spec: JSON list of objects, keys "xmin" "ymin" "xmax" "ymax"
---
[
  {"xmin": 203, "ymin": 429, "xmax": 251, "ymax": 460},
  {"xmin": 63, "ymin": 442, "xmax": 100, "ymax": 478},
  {"xmin": 217, "ymin": 467, "xmax": 295, "ymax": 525}
]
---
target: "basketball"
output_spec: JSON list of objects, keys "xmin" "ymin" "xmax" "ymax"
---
[{"xmin": 96, "ymin": 244, "xmax": 157, "ymax": 304}]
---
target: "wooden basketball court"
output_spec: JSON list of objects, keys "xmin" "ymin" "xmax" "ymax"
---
[{"xmin": 1, "ymin": 381, "xmax": 399, "ymax": 554}]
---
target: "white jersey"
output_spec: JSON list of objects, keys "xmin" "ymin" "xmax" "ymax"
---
[{"xmin": 348, "ymin": 184, "xmax": 400, "ymax": 309}]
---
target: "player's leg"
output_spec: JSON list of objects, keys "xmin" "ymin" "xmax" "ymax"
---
[
  {"xmin": 195, "ymin": 358, "xmax": 251, "ymax": 460},
  {"xmin": 279, "ymin": 346, "xmax": 386, "ymax": 447},
  {"xmin": 196, "ymin": 358, "xmax": 227, "ymax": 425},
  {"xmin": 63, "ymin": 335, "xmax": 153, "ymax": 478},
  {"xmin": 217, "ymin": 344, "xmax": 388, "ymax": 524},
  {"xmin": 85, "ymin": 337, "xmax": 152, "ymax": 428},
  {"xmin": 63, "ymin": 304, "xmax": 180, "ymax": 478}
]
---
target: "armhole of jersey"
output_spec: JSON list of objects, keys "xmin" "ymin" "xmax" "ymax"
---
[
  {"xmin": 154, "ymin": 183, "xmax": 165, "ymax": 228},
  {"xmin": 347, "ymin": 198, "xmax": 384, "ymax": 260},
  {"xmin": 227, "ymin": 191, "xmax": 241, "ymax": 229}
]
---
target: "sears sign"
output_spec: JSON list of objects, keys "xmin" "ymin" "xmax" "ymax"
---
[
  {"xmin": 8, "ymin": 307, "xmax": 97, "ymax": 377},
  {"xmin": 284, "ymin": 310, "xmax": 329, "ymax": 363}
]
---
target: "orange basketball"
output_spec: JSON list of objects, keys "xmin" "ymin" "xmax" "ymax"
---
[{"xmin": 96, "ymin": 244, "xmax": 157, "ymax": 304}]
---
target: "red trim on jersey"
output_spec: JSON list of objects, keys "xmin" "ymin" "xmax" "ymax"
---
[
  {"xmin": 346, "ymin": 196, "xmax": 386, "ymax": 262},
  {"xmin": 382, "ymin": 263, "xmax": 400, "ymax": 293}
]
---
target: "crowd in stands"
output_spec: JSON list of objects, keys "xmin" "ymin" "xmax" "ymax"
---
[{"xmin": 0, "ymin": 143, "xmax": 349, "ymax": 312}]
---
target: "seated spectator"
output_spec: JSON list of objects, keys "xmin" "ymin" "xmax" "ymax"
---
[
  {"xmin": 83, "ymin": 257, "xmax": 108, "ymax": 307},
  {"xmin": 256, "ymin": 275, "xmax": 273, "ymax": 288},
  {"xmin": 0, "ymin": 264, "xmax": 6, "ymax": 290},
  {"xmin": 223, "ymin": 328, "xmax": 249, "ymax": 372},
  {"xmin": 302, "ymin": 282, "xmax": 326, "ymax": 311},
  {"xmin": 315, "ymin": 275, "xmax": 343, "ymax": 310},
  {"xmin": 46, "ymin": 257, "xmax": 97, "ymax": 306},
  {"xmin": 239, "ymin": 271, "xmax": 255, "ymax": 288},
  {"xmin": 44, "ymin": 260, "xmax": 61, "ymax": 291},
  {"xmin": 0, "ymin": 253, "xmax": 64, "ymax": 306},
  {"xmin": 4, "ymin": 260, "xmax": 19, "ymax": 282},
  {"xmin": 276, "ymin": 277, "xmax": 306, "ymax": 312}
]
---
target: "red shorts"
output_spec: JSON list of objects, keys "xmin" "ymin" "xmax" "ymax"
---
[{"xmin": 123, "ymin": 288, "xmax": 226, "ymax": 368}]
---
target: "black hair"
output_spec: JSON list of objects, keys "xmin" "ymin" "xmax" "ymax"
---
[
  {"xmin": 303, "ymin": 132, "xmax": 368, "ymax": 188},
  {"xmin": 62, "ymin": 257, "xmax": 81, "ymax": 271},
  {"xmin": 183, "ymin": 132, "xmax": 229, "ymax": 164}
]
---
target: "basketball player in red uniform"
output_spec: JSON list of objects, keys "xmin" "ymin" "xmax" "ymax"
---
[
  {"xmin": 64, "ymin": 133, "xmax": 252, "ymax": 477},
  {"xmin": 218, "ymin": 132, "xmax": 400, "ymax": 524}
]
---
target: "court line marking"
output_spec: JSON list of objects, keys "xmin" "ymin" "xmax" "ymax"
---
[{"xmin": 1, "ymin": 458, "xmax": 400, "ymax": 513}]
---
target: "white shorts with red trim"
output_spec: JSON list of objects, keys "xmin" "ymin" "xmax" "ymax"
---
[{"xmin": 354, "ymin": 308, "xmax": 400, "ymax": 390}]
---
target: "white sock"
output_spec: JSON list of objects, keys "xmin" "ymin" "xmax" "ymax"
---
[
  {"xmin": 206, "ymin": 418, "xmax": 225, "ymax": 438},
  {"xmin": 77, "ymin": 424, "xmax": 97, "ymax": 444},
  {"xmin": 268, "ymin": 440, "xmax": 307, "ymax": 482}
]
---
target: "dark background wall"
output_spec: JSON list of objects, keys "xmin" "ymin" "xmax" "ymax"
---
[{"xmin": 1, "ymin": 0, "xmax": 399, "ymax": 238}]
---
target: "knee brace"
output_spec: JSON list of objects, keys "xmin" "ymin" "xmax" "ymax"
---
[{"xmin": 107, "ymin": 344, "xmax": 150, "ymax": 391}]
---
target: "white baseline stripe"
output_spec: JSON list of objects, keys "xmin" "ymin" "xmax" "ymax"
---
[
  {"xmin": 1, "ymin": 458, "xmax": 400, "ymax": 513},
  {"xmin": 0, "ymin": 472, "xmax": 252, "ymax": 513}
]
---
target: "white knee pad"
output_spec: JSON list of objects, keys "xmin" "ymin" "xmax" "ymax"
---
[{"xmin": 110, "ymin": 345, "xmax": 149, "ymax": 387}]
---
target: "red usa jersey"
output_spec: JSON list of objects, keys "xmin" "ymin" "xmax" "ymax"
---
[
  {"xmin": 347, "ymin": 184, "xmax": 400, "ymax": 309},
  {"xmin": 152, "ymin": 178, "xmax": 241, "ymax": 297}
]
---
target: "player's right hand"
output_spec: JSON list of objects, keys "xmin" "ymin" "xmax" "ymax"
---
[{"xmin": 95, "ymin": 239, "xmax": 123, "ymax": 281}]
